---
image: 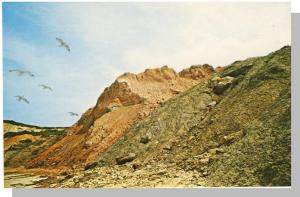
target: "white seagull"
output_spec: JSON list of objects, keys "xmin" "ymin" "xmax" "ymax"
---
[
  {"xmin": 69, "ymin": 112, "xmax": 79, "ymax": 117},
  {"xmin": 56, "ymin": 37, "xmax": 71, "ymax": 52},
  {"xmin": 9, "ymin": 69, "xmax": 34, "ymax": 77},
  {"xmin": 39, "ymin": 84, "xmax": 53, "ymax": 91},
  {"xmin": 15, "ymin": 95, "xmax": 30, "ymax": 104}
]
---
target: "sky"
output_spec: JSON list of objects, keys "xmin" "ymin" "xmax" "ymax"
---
[{"xmin": 2, "ymin": 2, "xmax": 291, "ymax": 127}]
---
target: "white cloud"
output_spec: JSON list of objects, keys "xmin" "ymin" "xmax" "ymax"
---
[{"xmin": 20, "ymin": 2, "xmax": 291, "ymax": 70}]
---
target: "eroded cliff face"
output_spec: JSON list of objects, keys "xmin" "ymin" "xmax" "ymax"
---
[
  {"xmin": 27, "ymin": 65, "xmax": 216, "ymax": 168},
  {"xmin": 94, "ymin": 46, "xmax": 291, "ymax": 187}
]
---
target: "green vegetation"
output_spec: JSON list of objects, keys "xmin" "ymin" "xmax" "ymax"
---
[{"xmin": 4, "ymin": 129, "xmax": 67, "ymax": 139}]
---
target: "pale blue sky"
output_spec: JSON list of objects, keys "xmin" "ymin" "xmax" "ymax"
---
[{"xmin": 3, "ymin": 2, "xmax": 290, "ymax": 126}]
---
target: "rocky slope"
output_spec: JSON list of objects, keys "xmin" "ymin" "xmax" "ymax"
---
[
  {"xmin": 48, "ymin": 45, "xmax": 290, "ymax": 187},
  {"xmin": 27, "ymin": 64, "xmax": 216, "ymax": 168}
]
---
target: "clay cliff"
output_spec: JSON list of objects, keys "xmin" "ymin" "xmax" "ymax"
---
[{"xmin": 27, "ymin": 65, "xmax": 216, "ymax": 168}]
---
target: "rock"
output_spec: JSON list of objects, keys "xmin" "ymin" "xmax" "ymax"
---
[
  {"xmin": 189, "ymin": 136, "xmax": 195, "ymax": 140},
  {"xmin": 163, "ymin": 145, "xmax": 172, "ymax": 150},
  {"xmin": 212, "ymin": 76, "xmax": 234, "ymax": 95},
  {"xmin": 193, "ymin": 155, "xmax": 203, "ymax": 159},
  {"xmin": 116, "ymin": 153, "xmax": 136, "ymax": 165},
  {"xmin": 132, "ymin": 163, "xmax": 140, "ymax": 170},
  {"xmin": 140, "ymin": 134, "xmax": 151, "ymax": 144},
  {"xmin": 200, "ymin": 157, "xmax": 210, "ymax": 165},
  {"xmin": 220, "ymin": 130, "xmax": 245, "ymax": 145},
  {"xmin": 200, "ymin": 166, "xmax": 207, "ymax": 171},
  {"xmin": 84, "ymin": 162, "xmax": 98, "ymax": 170},
  {"xmin": 73, "ymin": 178, "xmax": 80, "ymax": 183},
  {"xmin": 208, "ymin": 101, "xmax": 217, "ymax": 107},
  {"xmin": 208, "ymin": 148, "xmax": 225, "ymax": 155},
  {"xmin": 156, "ymin": 170, "xmax": 167, "ymax": 176},
  {"xmin": 65, "ymin": 174, "xmax": 74, "ymax": 180}
]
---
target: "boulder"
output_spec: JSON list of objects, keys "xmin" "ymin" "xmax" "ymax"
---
[
  {"xmin": 212, "ymin": 76, "xmax": 234, "ymax": 95},
  {"xmin": 140, "ymin": 134, "xmax": 151, "ymax": 144},
  {"xmin": 208, "ymin": 101, "xmax": 217, "ymax": 107},
  {"xmin": 116, "ymin": 153, "xmax": 136, "ymax": 165},
  {"xmin": 163, "ymin": 145, "xmax": 172, "ymax": 151},
  {"xmin": 132, "ymin": 163, "xmax": 140, "ymax": 170},
  {"xmin": 84, "ymin": 162, "xmax": 98, "ymax": 170},
  {"xmin": 219, "ymin": 130, "xmax": 245, "ymax": 145}
]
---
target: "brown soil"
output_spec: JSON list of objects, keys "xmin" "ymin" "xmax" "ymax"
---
[{"xmin": 27, "ymin": 65, "xmax": 216, "ymax": 168}]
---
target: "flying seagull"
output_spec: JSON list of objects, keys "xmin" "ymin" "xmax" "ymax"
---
[
  {"xmin": 15, "ymin": 95, "xmax": 30, "ymax": 104},
  {"xmin": 56, "ymin": 37, "xmax": 70, "ymax": 52},
  {"xmin": 69, "ymin": 112, "xmax": 79, "ymax": 117},
  {"xmin": 39, "ymin": 84, "xmax": 53, "ymax": 91},
  {"xmin": 9, "ymin": 69, "xmax": 34, "ymax": 77}
]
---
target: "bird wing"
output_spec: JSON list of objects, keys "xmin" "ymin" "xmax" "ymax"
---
[
  {"xmin": 10, "ymin": 69, "xmax": 24, "ymax": 74},
  {"xmin": 41, "ymin": 85, "xmax": 52, "ymax": 90},
  {"xmin": 56, "ymin": 37, "xmax": 70, "ymax": 51},
  {"xmin": 69, "ymin": 112, "xmax": 78, "ymax": 116},
  {"xmin": 27, "ymin": 71, "xmax": 34, "ymax": 77},
  {"xmin": 24, "ymin": 71, "xmax": 32, "ymax": 76},
  {"xmin": 17, "ymin": 71, "xmax": 24, "ymax": 76},
  {"xmin": 45, "ymin": 86, "xmax": 51, "ymax": 90},
  {"xmin": 23, "ymin": 98, "xmax": 30, "ymax": 104},
  {"xmin": 56, "ymin": 37, "xmax": 64, "ymax": 44},
  {"xmin": 65, "ymin": 44, "xmax": 71, "ymax": 52},
  {"xmin": 15, "ymin": 96, "xmax": 29, "ymax": 103},
  {"xmin": 10, "ymin": 70, "xmax": 23, "ymax": 75}
]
